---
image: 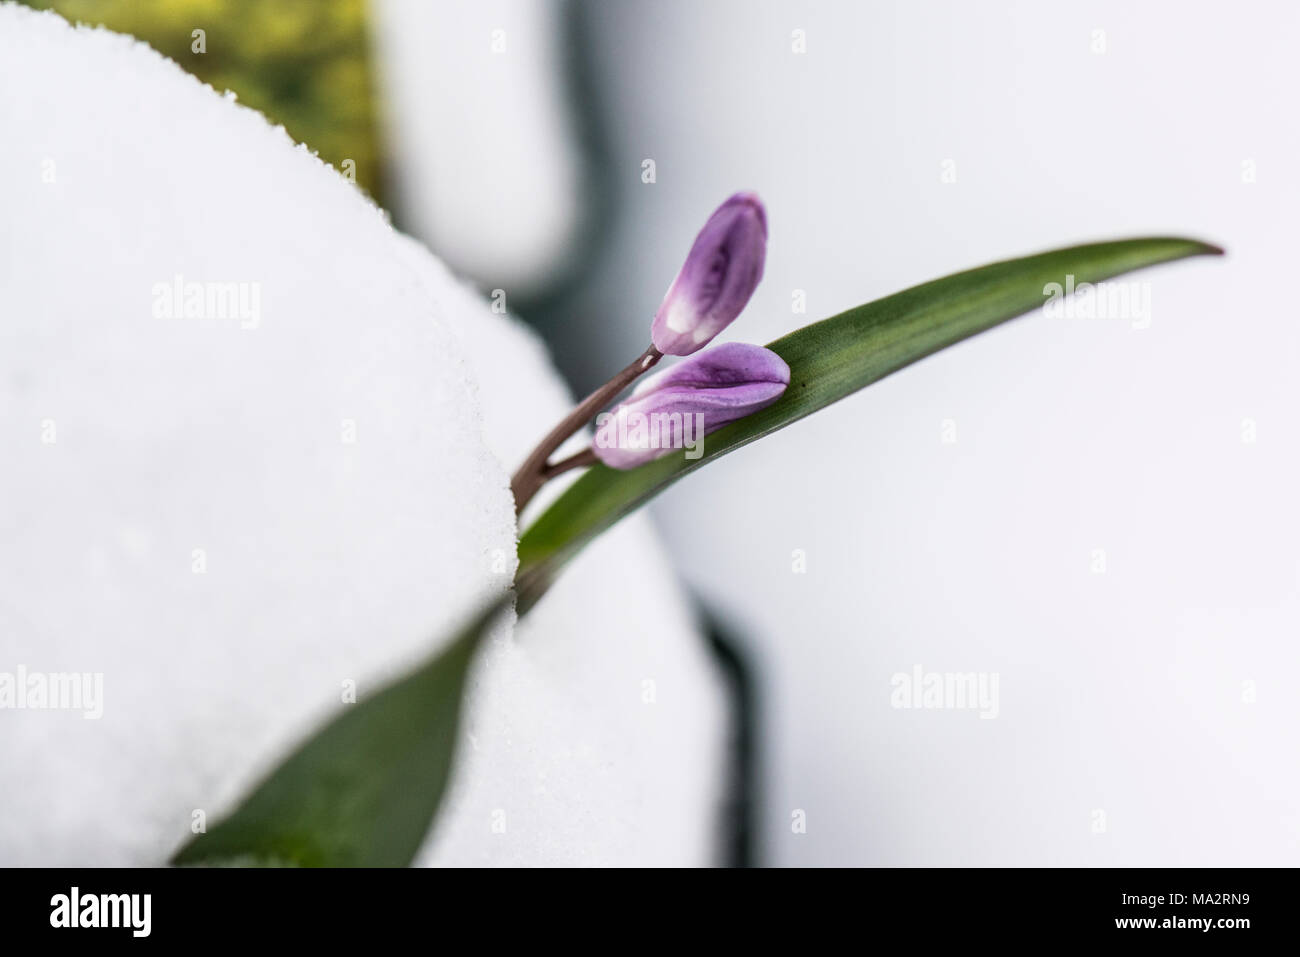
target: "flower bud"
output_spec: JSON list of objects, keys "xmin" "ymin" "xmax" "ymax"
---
[
  {"xmin": 650, "ymin": 192, "xmax": 767, "ymax": 356},
  {"xmin": 593, "ymin": 342, "xmax": 790, "ymax": 469}
]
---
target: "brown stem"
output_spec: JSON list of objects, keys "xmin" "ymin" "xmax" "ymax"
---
[
  {"xmin": 542, "ymin": 446, "xmax": 598, "ymax": 478},
  {"xmin": 510, "ymin": 344, "xmax": 662, "ymax": 513}
]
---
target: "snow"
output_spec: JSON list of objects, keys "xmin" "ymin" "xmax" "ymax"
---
[
  {"xmin": 372, "ymin": 0, "xmax": 585, "ymax": 300},
  {"xmin": 0, "ymin": 4, "xmax": 723, "ymax": 866}
]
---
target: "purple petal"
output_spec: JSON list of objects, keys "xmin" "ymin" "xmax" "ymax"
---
[
  {"xmin": 650, "ymin": 192, "xmax": 767, "ymax": 356},
  {"xmin": 593, "ymin": 343, "xmax": 790, "ymax": 469}
]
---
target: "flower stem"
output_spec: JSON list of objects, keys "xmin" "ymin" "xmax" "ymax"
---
[
  {"xmin": 543, "ymin": 446, "xmax": 598, "ymax": 478},
  {"xmin": 510, "ymin": 344, "xmax": 662, "ymax": 513}
]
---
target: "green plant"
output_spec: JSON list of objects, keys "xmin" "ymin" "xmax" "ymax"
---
[{"xmin": 173, "ymin": 232, "xmax": 1221, "ymax": 867}]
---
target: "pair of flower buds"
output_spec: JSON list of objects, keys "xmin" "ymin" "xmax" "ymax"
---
[{"xmin": 594, "ymin": 192, "xmax": 789, "ymax": 469}]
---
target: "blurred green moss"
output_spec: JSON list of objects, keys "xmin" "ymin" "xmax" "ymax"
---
[{"xmin": 24, "ymin": 0, "xmax": 386, "ymax": 201}]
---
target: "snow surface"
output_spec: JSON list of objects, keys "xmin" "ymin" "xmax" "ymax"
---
[
  {"xmin": 0, "ymin": 4, "xmax": 723, "ymax": 866},
  {"xmin": 373, "ymin": 0, "xmax": 584, "ymax": 299}
]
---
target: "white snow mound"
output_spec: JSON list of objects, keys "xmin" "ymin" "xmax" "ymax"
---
[{"xmin": 0, "ymin": 4, "xmax": 723, "ymax": 866}]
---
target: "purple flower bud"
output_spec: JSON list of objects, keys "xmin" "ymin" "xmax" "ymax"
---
[
  {"xmin": 650, "ymin": 192, "xmax": 768, "ymax": 356},
  {"xmin": 593, "ymin": 342, "xmax": 790, "ymax": 469}
]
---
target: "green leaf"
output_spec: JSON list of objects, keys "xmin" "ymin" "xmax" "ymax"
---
[
  {"xmin": 169, "ymin": 560, "xmax": 565, "ymax": 867},
  {"xmin": 171, "ymin": 236, "xmax": 1220, "ymax": 867},
  {"xmin": 171, "ymin": 600, "xmax": 495, "ymax": 867},
  {"xmin": 518, "ymin": 237, "xmax": 1222, "ymax": 590}
]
